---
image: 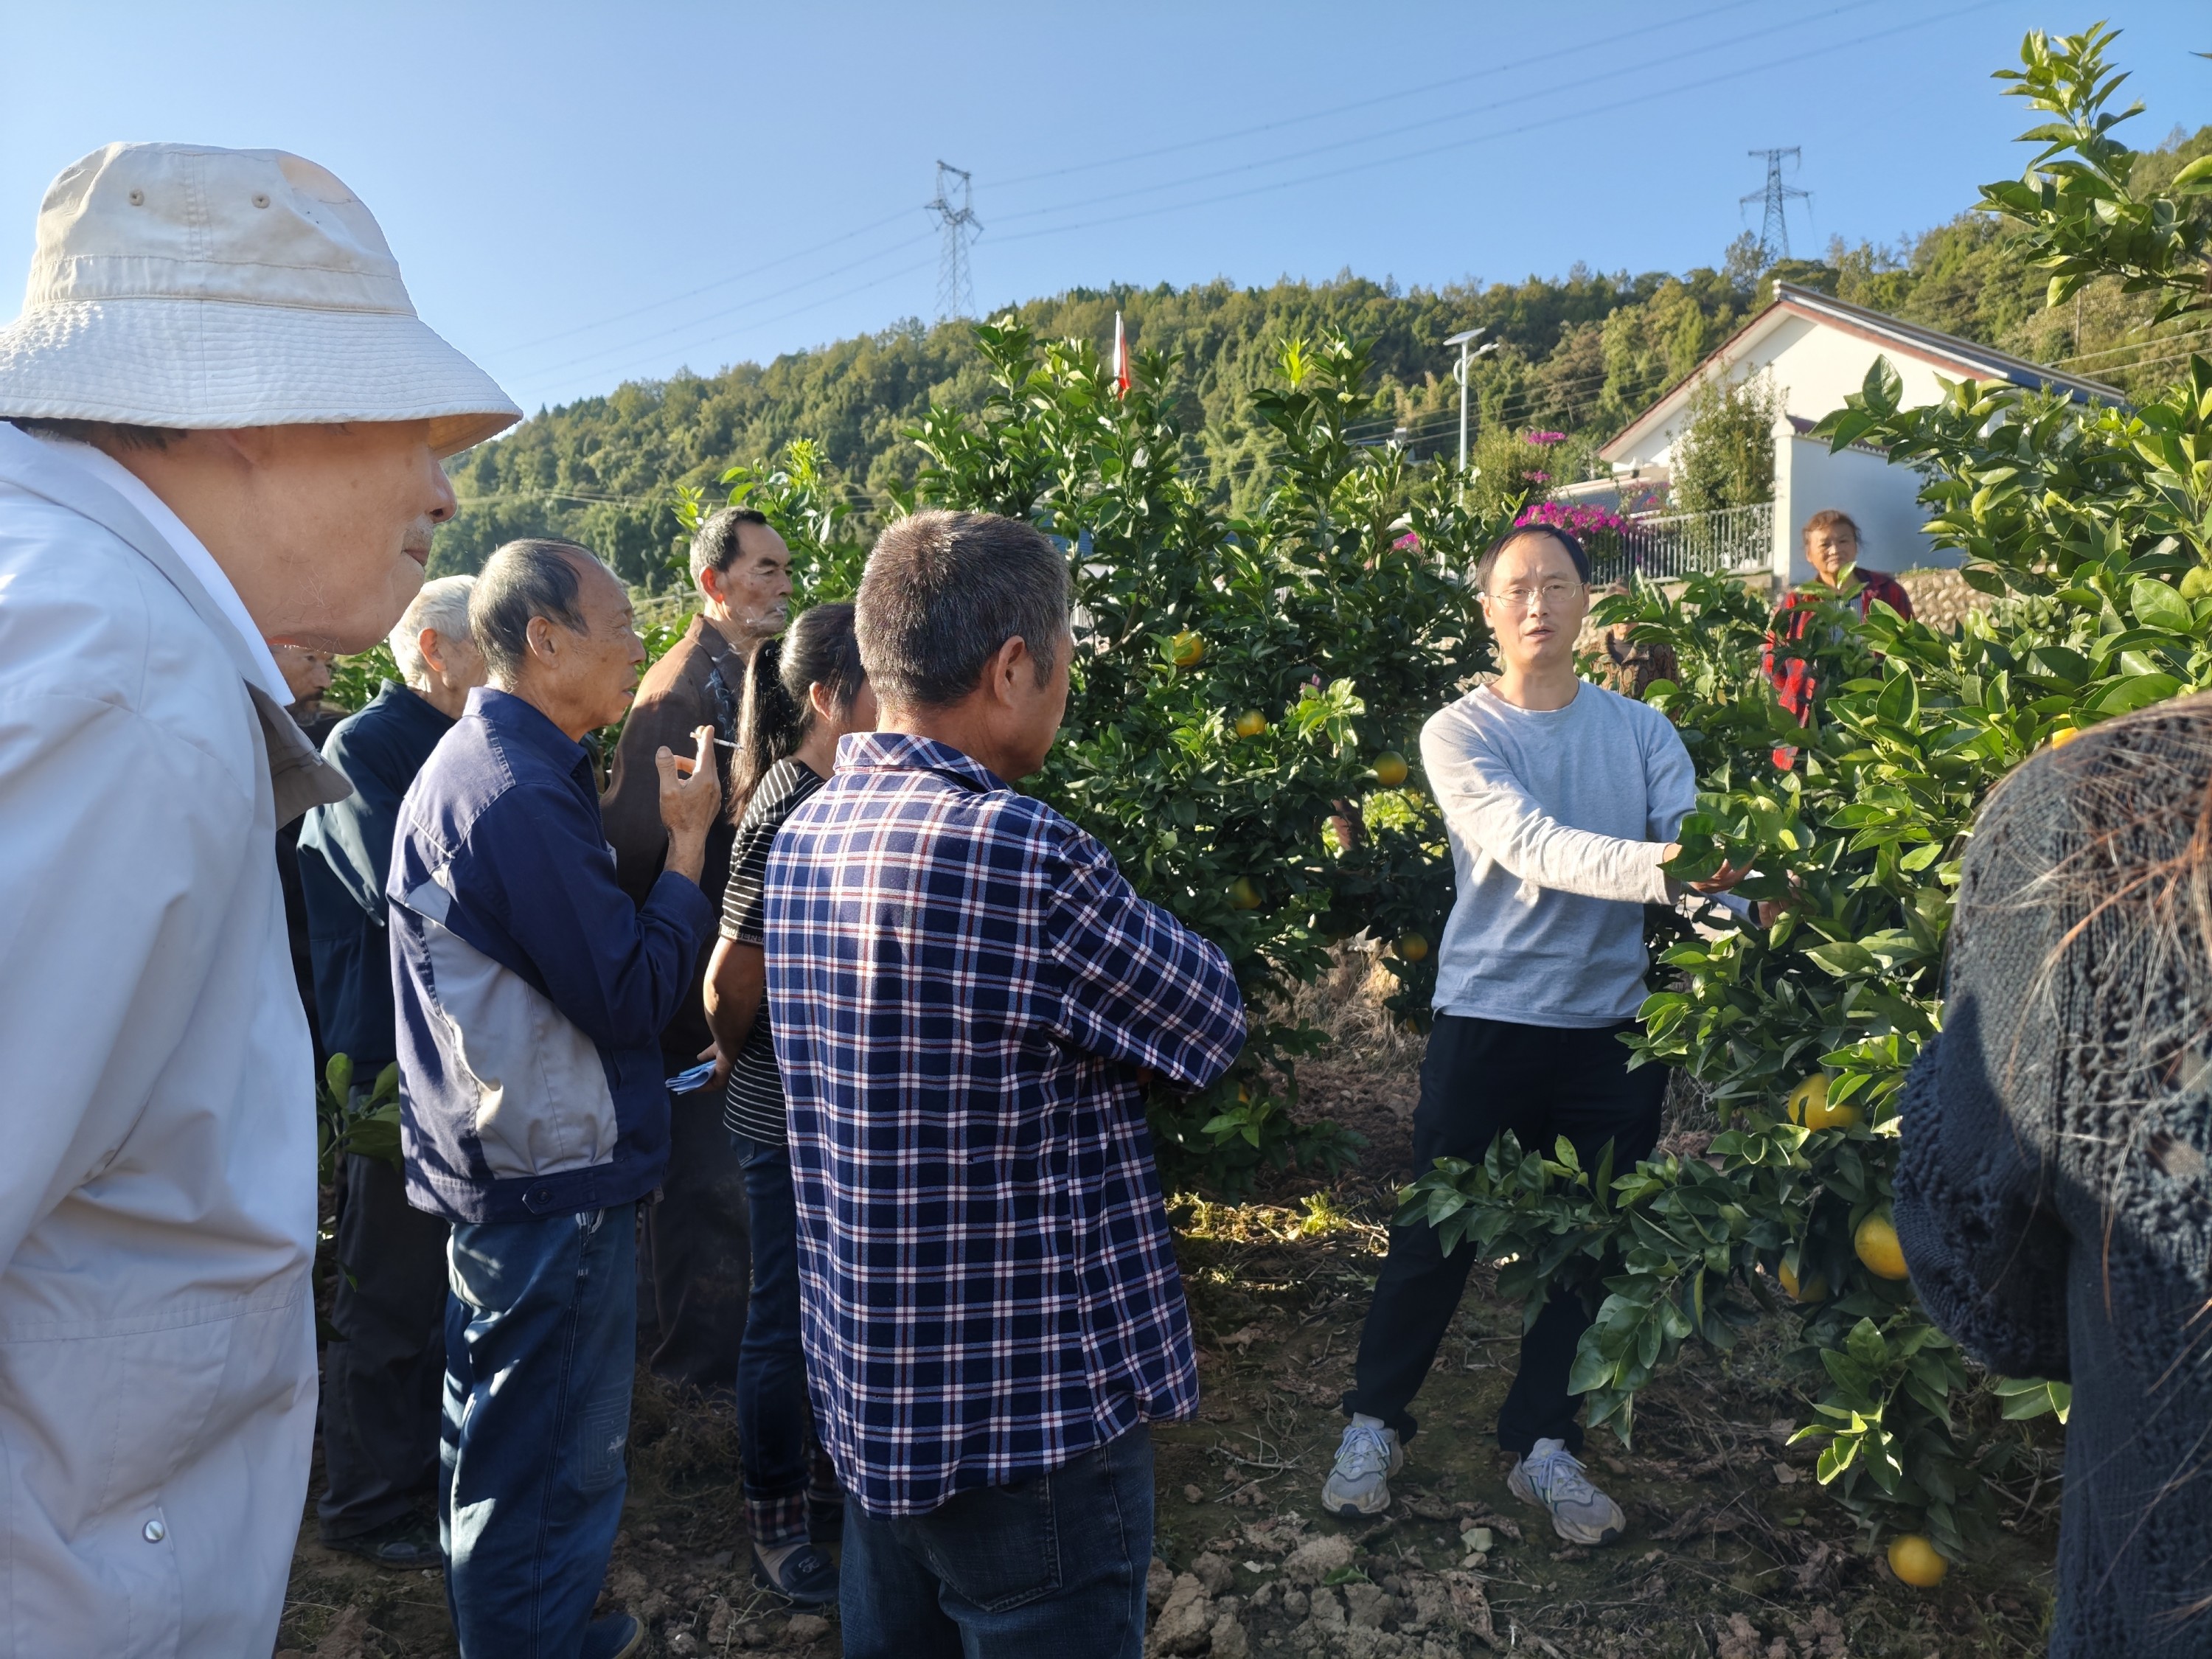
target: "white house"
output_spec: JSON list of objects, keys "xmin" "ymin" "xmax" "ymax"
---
[{"xmin": 1593, "ymin": 282, "xmax": 2121, "ymax": 585}]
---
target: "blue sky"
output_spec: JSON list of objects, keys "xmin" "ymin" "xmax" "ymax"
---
[{"xmin": 3, "ymin": 2, "xmax": 2205, "ymax": 414}]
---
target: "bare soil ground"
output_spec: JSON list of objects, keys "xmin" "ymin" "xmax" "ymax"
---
[{"xmin": 277, "ymin": 956, "xmax": 2059, "ymax": 1658}]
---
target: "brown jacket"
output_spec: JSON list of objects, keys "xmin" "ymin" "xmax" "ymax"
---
[{"xmin": 602, "ymin": 612, "xmax": 746, "ymax": 1062}]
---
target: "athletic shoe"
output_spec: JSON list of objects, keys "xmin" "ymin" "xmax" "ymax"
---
[
  {"xmin": 1509, "ymin": 1437, "xmax": 1626, "ymax": 1545},
  {"xmin": 754, "ymin": 1541, "xmax": 841, "ymax": 1607},
  {"xmin": 1321, "ymin": 1413, "xmax": 1402, "ymax": 1517},
  {"xmin": 319, "ymin": 1514, "xmax": 442, "ymax": 1571},
  {"xmin": 581, "ymin": 1613, "xmax": 644, "ymax": 1659}
]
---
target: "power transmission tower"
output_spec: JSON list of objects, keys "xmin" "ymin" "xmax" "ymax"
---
[
  {"xmin": 926, "ymin": 161, "xmax": 981, "ymax": 322},
  {"xmin": 1741, "ymin": 147, "xmax": 1810, "ymax": 262}
]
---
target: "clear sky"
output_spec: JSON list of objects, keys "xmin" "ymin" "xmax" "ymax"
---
[{"xmin": 3, "ymin": 2, "xmax": 2205, "ymax": 414}]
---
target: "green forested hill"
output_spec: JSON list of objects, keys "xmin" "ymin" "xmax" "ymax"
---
[{"xmin": 435, "ymin": 125, "xmax": 2211, "ymax": 586}]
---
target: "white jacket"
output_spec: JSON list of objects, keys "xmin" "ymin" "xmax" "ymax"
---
[{"xmin": 0, "ymin": 425, "xmax": 349, "ymax": 1657}]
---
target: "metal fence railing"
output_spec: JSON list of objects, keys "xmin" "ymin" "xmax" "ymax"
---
[{"xmin": 1589, "ymin": 501, "xmax": 1773, "ymax": 585}]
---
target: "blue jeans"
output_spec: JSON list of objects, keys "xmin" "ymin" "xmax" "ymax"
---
[
  {"xmin": 840, "ymin": 1425, "xmax": 1155, "ymax": 1659},
  {"xmin": 442, "ymin": 1203, "xmax": 636, "ymax": 1658},
  {"xmin": 732, "ymin": 1133, "xmax": 810, "ymax": 1543}
]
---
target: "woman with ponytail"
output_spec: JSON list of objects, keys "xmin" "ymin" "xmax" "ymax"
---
[{"xmin": 702, "ymin": 602, "xmax": 874, "ymax": 1606}]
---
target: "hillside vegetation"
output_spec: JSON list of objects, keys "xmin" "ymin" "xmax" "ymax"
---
[{"xmin": 435, "ymin": 125, "xmax": 2211, "ymax": 587}]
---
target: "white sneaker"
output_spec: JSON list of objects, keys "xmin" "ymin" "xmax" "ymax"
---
[
  {"xmin": 1321, "ymin": 1414, "xmax": 1402, "ymax": 1517},
  {"xmin": 1509, "ymin": 1437, "xmax": 1625, "ymax": 1545}
]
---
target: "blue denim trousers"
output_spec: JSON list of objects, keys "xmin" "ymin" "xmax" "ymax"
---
[
  {"xmin": 840, "ymin": 1425, "xmax": 1155, "ymax": 1659},
  {"xmin": 442, "ymin": 1203, "xmax": 636, "ymax": 1658},
  {"xmin": 731, "ymin": 1133, "xmax": 809, "ymax": 1542}
]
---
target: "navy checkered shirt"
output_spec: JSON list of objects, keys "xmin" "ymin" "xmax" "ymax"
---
[{"xmin": 765, "ymin": 732, "xmax": 1246, "ymax": 1515}]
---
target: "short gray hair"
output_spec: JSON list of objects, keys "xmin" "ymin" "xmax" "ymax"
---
[
  {"xmin": 470, "ymin": 539, "xmax": 595, "ymax": 684},
  {"xmin": 855, "ymin": 510, "xmax": 1070, "ymax": 709},
  {"xmin": 689, "ymin": 507, "xmax": 773, "ymax": 584},
  {"xmin": 389, "ymin": 574, "xmax": 475, "ymax": 689}
]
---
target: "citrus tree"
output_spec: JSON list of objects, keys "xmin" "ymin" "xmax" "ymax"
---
[
  {"xmin": 885, "ymin": 319, "xmax": 1501, "ymax": 1192},
  {"xmin": 1402, "ymin": 23, "xmax": 2212, "ymax": 1562}
]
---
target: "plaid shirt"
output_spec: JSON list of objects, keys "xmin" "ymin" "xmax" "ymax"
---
[{"xmin": 765, "ymin": 732, "xmax": 1245, "ymax": 1515}]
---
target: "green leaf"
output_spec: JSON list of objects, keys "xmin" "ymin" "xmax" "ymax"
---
[
  {"xmin": 1802, "ymin": 940, "xmax": 1880, "ymax": 978},
  {"xmin": 2127, "ymin": 575, "xmax": 2194, "ymax": 633}
]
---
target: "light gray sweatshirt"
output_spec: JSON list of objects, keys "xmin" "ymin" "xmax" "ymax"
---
[{"xmin": 1419, "ymin": 680, "xmax": 1698, "ymax": 1028}]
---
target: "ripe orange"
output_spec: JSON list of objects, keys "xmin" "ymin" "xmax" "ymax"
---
[
  {"xmin": 1854, "ymin": 1213, "xmax": 1910, "ymax": 1281},
  {"xmin": 1787, "ymin": 1074, "xmax": 1860, "ymax": 1132},
  {"xmin": 1887, "ymin": 1533, "xmax": 1948, "ymax": 1587},
  {"xmin": 1170, "ymin": 631, "xmax": 1206, "ymax": 669},
  {"xmin": 2049, "ymin": 724, "xmax": 2081, "ymax": 748},
  {"xmin": 1227, "ymin": 877, "xmax": 1263, "ymax": 911},
  {"xmin": 1234, "ymin": 709, "xmax": 1267, "ymax": 739},
  {"xmin": 1372, "ymin": 751, "xmax": 1410, "ymax": 788},
  {"xmin": 1394, "ymin": 931, "xmax": 1430, "ymax": 963}
]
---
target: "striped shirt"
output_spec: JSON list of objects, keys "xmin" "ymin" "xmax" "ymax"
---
[
  {"xmin": 717, "ymin": 757, "xmax": 824, "ymax": 1145},
  {"xmin": 765, "ymin": 732, "xmax": 1247, "ymax": 1515}
]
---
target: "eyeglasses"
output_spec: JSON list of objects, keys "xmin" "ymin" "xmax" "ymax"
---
[{"xmin": 1485, "ymin": 581, "xmax": 1584, "ymax": 610}]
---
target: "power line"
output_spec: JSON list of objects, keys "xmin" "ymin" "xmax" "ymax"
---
[
  {"xmin": 992, "ymin": 0, "xmax": 1773, "ymax": 192},
  {"xmin": 481, "ymin": 207, "xmax": 919, "ymax": 357},
  {"xmin": 992, "ymin": 0, "xmax": 1892, "ymax": 234},
  {"xmin": 501, "ymin": 241, "xmax": 936, "ymax": 393},
  {"xmin": 986, "ymin": 0, "xmax": 2006, "ymax": 253}
]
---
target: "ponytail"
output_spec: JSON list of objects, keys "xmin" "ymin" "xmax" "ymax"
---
[{"xmin": 728, "ymin": 601, "xmax": 865, "ymax": 821}]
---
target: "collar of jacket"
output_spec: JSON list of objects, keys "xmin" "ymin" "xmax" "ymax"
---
[
  {"xmin": 465, "ymin": 684, "xmax": 593, "ymax": 782},
  {"xmin": 0, "ymin": 422, "xmax": 350, "ymax": 827},
  {"xmin": 833, "ymin": 729, "xmax": 1011, "ymax": 794}
]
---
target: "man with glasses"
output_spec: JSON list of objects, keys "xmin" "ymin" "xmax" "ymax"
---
[{"xmin": 1322, "ymin": 523, "xmax": 1747, "ymax": 1545}]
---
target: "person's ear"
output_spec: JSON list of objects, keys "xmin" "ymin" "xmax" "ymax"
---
[
  {"xmin": 419, "ymin": 627, "xmax": 448, "ymax": 679},
  {"xmin": 525, "ymin": 614, "xmax": 559, "ymax": 664},
  {"xmin": 698, "ymin": 563, "xmax": 726, "ymax": 605},
  {"xmin": 989, "ymin": 636, "xmax": 1030, "ymax": 706},
  {"xmin": 808, "ymin": 681, "xmax": 837, "ymax": 723}
]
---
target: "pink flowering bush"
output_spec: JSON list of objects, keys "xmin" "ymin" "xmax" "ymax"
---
[{"xmin": 1515, "ymin": 498, "xmax": 1630, "ymax": 563}]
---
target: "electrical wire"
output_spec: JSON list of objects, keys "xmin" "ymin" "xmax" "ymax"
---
[
  {"xmin": 992, "ymin": 0, "xmax": 1774, "ymax": 192},
  {"xmin": 991, "ymin": 0, "xmax": 1899, "ymax": 232},
  {"xmin": 988, "ymin": 0, "xmax": 2009, "ymax": 253}
]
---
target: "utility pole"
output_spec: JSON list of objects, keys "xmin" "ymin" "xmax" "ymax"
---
[
  {"xmin": 926, "ymin": 161, "xmax": 981, "ymax": 323},
  {"xmin": 1445, "ymin": 327, "xmax": 1497, "ymax": 473},
  {"xmin": 1741, "ymin": 148, "xmax": 1810, "ymax": 262}
]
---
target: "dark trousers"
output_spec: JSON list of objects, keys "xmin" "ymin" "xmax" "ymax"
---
[
  {"xmin": 319, "ymin": 1150, "xmax": 451, "ymax": 1540},
  {"xmin": 731, "ymin": 1133, "xmax": 842, "ymax": 1547},
  {"xmin": 1347, "ymin": 1016, "xmax": 1669, "ymax": 1455},
  {"xmin": 639, "ymin": 1074, "xmax": 751, "ymax": 1391},
  {"xmin": 840, "ymin": 1425, "xmax": 1154, "ymax": 1659},
  {"xmin": 442, "ymin": 1204, "xmax": 636, "ymax": 1658}
]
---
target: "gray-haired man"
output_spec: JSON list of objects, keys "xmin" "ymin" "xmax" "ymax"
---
[
  {"xmin": 392, "ymin": 539, "xmax": 723, "ymax": 1659},
  {"xmin": 0, "ymin": 142, "xmax": 516, "ymax": 1652},
  {"xmin": 298, "ymin": 574, "xmax": 484, "ymax": 1569}
]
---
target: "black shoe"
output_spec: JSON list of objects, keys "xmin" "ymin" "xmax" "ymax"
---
[
  {"xmin": 321, "ymin": 1514, "xmax": 442, "ymax": 1571},
  {"xmin": 754, "ymin": 1542, "xmax": 840, "ymax": 1607},
  {"xmin": 808, "ymin": 1492, "xmax": 845, "ymax": 1544},
  {"xmin": 582, "ymin": 1613, "xmax": 644, "ymax": 1659}
]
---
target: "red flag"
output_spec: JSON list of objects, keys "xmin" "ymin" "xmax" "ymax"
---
[{"xmin": 1112, "ymin": 310, "xmax": 1130, "ymax": 398}]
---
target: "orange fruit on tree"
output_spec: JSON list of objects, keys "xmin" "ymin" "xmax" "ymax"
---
[
  {"xmin": 1787, "ymin": 1074, "xmax": 1859, "ymax": 1132},
  {"xmin": 1887, "ymin": 1533, "xmax": 1948, "ymax": 1587},
  {"xmin": 1372, "ymin": 751, "xmax": 1410, "ymax": 788},
  {"xmin": 1778, "ymin": 1260, "xmax": 1827, "ymax": 1304},
  {"xmin": 1854, "ymin": 1213, "xmax": 1909, "ymax": 1281},
  {"xmin": 1394, "ymin": 931, "xmax": 1430, "ymax": 963},
  {"xmin": 2050, "ymin": 724, "xmax": 2081, "ymax": 748},
  {"xmin": 1234, "ymin": 709, "xmax": 1267, "ymax": 739},
  {"xmin": 1169, "ymin": 630, "xmax": 1206, "ymax": 669},
  {"xmin": 1227, "ymin": 877, "xmax": 1263, "ymax": 911}
]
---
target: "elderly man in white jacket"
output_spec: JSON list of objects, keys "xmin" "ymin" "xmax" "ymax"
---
[{"xmin": 0, "ymin": 144, "xmax": 518, "ymax": 1655}]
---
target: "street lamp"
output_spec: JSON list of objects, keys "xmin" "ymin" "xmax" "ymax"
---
[{"xmin": 1445, "ymin": 327, "xmax": 1498, "ymax": 473}]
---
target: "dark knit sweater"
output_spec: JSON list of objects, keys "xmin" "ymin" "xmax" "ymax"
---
[{"xmin": 1897, "ymin": 696, "xmax": 2212, "ymax": 1656}]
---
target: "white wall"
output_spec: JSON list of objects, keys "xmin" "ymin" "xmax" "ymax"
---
[{"xmin": 1771, "ymin": 430, "xmax": 1955, "ymax": 583}]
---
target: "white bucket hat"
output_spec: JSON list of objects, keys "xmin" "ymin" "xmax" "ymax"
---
[{"xmin": 0, "ymin": 143, "xmax": 521, "ymax": 457}]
